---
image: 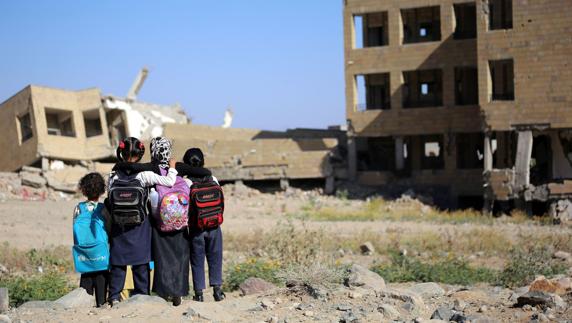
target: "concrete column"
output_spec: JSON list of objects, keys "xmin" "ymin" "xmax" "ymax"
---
[
  {"xmin": 514, "ymin": 131, "xmax": 533, "ymax": 189},
  {"xmin": 279, "ymin": 178, "xmax": 289, "ymax": 191},
  {"xmin": 484, "ymin": 133, "xmax": 493, "ymax": 172},
  {"xmin": 348, "ymin": 135, "xmax": 358, "ymax": 181},
  {"xmin": 395, "ymin": 136, "xmax": 404, "ymax": 170}
]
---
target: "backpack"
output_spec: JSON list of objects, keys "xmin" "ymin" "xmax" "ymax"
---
[
  {"xmin": 154, "ymin": 169, "xmax": 190, "ymax": 232},
  {"xmin": 72, "ymin": 202, "xmax": 110, "ymax": 273},
  {"xmin": 108, "ymin": 171, "xmax": 148, "ymax": 226},
  {"xmin": 190, "ymin": 177, "xmax": 224, "ymax": 230}
]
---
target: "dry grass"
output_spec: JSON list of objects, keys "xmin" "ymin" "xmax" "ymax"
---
[{"xmin": 302, "ymin": 197, "xmax": 549, "ymax": 225}]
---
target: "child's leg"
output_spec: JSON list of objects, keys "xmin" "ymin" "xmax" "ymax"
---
[
  {"xmin": 131, "ymin": 263, "xmax": 150, "ymax": 296},
  {"xmin": 79, "ymin": 273, "xmax": 95, "ymax": 295},
  {"xmin": 190, "ymin": 230, "xmax": 207, "ymax": 291},
  {"xmin": 108, "ymin": 265, "xmax": 127, "ymax": 301},
  {"xmin": 93, "ymin": 271, "xmax": 108, "ymax": 307},
  {"xmin": 205, "ymin": 227, "xmax": 223, "ymax": 287}
]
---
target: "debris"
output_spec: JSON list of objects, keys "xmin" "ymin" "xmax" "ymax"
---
[
  {"xmin": 453, "ymin": 299, "xmax": 467, "ymax": 311},
  {"xmin": 408, "ymin": 282, "xmax": 446, "ymax": 298},
  {"xmin": 20, "ymin": 172, "xmax": 46, "ymax": 188},
  {"xmin": 516, "ymin": 291, "xmax": 566, "ymax": 309},
  {"xmin": 54, "ymin": 288, "xmax": 94, "ymax": 309},
  {"xmin": 430, "ymin": 307, "xmax": 454, "ymax": 321},
  {"xmin": 260, "ymin": 299, "xmax": 275, "ymax": 310},
  {"xmin": 529, "ymin": 276, "xmax": 569, "ymax": 295},
  {"xmin": 0, "ymin": 288, "xmax": 8, "ymax": 313},
  {"xmin": 336, "ymin": 304, "xmax": 352, "ymax": 312},
  {"xmin": 239, "ymin": 277, "xmax": 277, "ymax": 296},
  {"xmin": 113, "ymin": 294, "xmax": 167, "ymax": 308},
  {"xmin": 377, "ymin": 304, "xmax": 400, "ymax": 319},
  {"xmin": 359, "ymin": 242, "xmax": 375, "ymax": 255},
  {"xmin": 17, "ymin": 301, "xmax": 65, "ymax": 310},
  {"xmin": 344, "ymin": 264, "xmax": 385, "ymax": 290},
  {"xmin": 554, "ymin": 250, "xmax": 572, "ymax": 261}
]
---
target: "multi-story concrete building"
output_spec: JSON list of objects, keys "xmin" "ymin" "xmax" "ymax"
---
[{"xmin": 344, "ymin": 0, "xmax": 572, "ymax": 210}]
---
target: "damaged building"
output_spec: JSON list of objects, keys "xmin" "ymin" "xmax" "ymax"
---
[
  {"xmin": 0, "ymin": 69, "xmax": 346, "ymax": 194},
  {"xmin": 344, "ymin": 0, "xmax": 572, "ymax": 212}
]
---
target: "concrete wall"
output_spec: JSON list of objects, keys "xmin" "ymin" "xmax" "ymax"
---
[
  {"xmin": 477, "ymin": 0, "xmax": 572, "ymax": 131},
  {"xmin": 164, "ymin": 123, "xmax": 340, "ymax": 181},
  {"xmin": 30, "ymin": 86, "xmax": 112, "ymax": 162},
  {"xmin": 0, "ymin": 87, "xmax": 39, "ymax": 171},
  {"xmin": 345, "ymin": 0, "xmax": 483, "ymax": 137}
]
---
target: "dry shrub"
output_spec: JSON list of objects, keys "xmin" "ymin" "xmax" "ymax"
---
[{"xmin": 264, "ymin": 220, "xmax": 329, "ymax": 266}]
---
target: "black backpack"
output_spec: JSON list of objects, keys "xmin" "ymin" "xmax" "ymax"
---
[{"xmin": 108, "ymin": 171, "xmax": 148, "ymax": 226}]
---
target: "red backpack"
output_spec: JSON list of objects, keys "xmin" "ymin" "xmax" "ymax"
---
[{"xmin": 189, "ymin": 177, "xmax": 224, "ymax": 230}]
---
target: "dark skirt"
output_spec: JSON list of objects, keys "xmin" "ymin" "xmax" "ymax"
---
[
  {"xmin": 110, "ymin": 218, "xmax": 152, "ymax": 266},
  {"xmin": 151, "ymin": 226, "xmax": 190, "ymax": 297}
]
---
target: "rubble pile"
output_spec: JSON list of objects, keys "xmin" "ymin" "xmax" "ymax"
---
[{"xmin": 0, "ymin": 164, "xmax": 90, "ymax": 202}]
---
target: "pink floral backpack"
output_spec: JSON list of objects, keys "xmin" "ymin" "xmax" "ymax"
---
[{"xmin": 155, "ymin": 169, "xmax": 190, "ymax": 232}]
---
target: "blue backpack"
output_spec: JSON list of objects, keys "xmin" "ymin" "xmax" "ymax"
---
[{"xmin": 72, "ymin": 202, "xmax": 110, "ymax": 273}]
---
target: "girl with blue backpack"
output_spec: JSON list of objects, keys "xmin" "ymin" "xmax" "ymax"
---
[{"xmin": 73, "ymin": 172, "xmax": 109, "ymax": 307}]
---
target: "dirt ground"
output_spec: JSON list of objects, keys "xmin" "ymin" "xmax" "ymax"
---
[{"xmin": 1, "ymin": 185, "xmax": 572, "ymax": 322}]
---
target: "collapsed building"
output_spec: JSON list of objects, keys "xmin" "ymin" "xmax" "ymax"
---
[
  {"xmin": 0, "ymin": 69, "xmax": 346, "ymax": 195},
  {"xmin": 344, "ymin": 0, "xmax": 572, "ymax": 213}
]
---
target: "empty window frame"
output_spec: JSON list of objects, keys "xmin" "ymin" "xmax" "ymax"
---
[
  {"xmin": 353, "ymin": 12, "xmax": 388, "ymax": 48},
  {"xmin": 454, "ymin": 3, "xmax": 477, "ymax": 39},
  {"xmin": 45, "ymin": 108, "xmax": 76, "ymax": 137},
  {"xmin": 403, "ymin": 69, "xmax": 443, "ymax": 108},
  {"xmin": 489, "ymin": 0, "xmax": 513, "ymax": 30},
  {"xmin": 489, "ymin": 59, "xmax": 514, "ymax": 101},
  {"xmin": 17, "ymin": 112, "xmax": 33, "ymax": 143},
  {"xmin": 356, "ymin": 73, "xmax": 391, "ymax": 110},
  {"xmin": 356, "ymin": 137, "xmax": 395, "ymax": 171},
  {"xmin": 83, "ymin": 109, "xmax": 103, "ymax": 137},
  {"xmin": 401, "ymin": 6, "xmax": 441, "ymax": 44},
  {"xmin": 457, "ymin": 133, "xmax": 484, "ymax": 169},
  {"xmin": 420, "ymin": 135, "xmax": 444, "ymax": 169},
  {"xmin": 455, "ymin": 66, "xmax": 479, "ymax": 105}
]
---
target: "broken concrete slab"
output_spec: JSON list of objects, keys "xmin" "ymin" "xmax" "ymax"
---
[{"xmin": 20, "ymin": 172, "xmax": 46, "ymax": 188}]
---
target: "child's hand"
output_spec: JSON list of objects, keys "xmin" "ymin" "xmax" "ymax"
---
[{"xmin": 169, "ymin": 158, "xmax": 177, "ymax": 169}]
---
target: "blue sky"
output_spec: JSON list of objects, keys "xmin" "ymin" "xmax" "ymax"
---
[{"xmin": 0, "ymin": 1, "xmax": 345, "ymax": 131}]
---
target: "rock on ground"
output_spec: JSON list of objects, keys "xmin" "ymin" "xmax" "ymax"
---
[
  {"xmin": 113, "ymin": 294, "xmax": 167, "ymax": 309},
  {"xmin": 239, "ymin": 277, "xmax": 277, "ymax": 296},
  {"xmin": 17, "ymin": 301, "xmax": 65, "ymax": 310},
  {"xmin": 408, "ymin": 282, "xmax": 446, "ymax": 298},
  {"xmin": 54, "ymin": 288, "xmax": 94, "ymax": 309},
  {"xmin": 0, "ymin": 314, "xmax": 10, "ymax": 323},
  {"xmin": 0, "ymin": 288, "xmax": 8, "ymax": 313},
  {"xmin": 377, "ymin": 303, "xmax": 400, "ymax": 319},
  {"xmin": 359, "ymin": 242, "xmax": 375, "ymax": 255},
  {"xmin": 344, "ymin": 264, "xmax": 385, "ymax": 290},
  {"xmin": 516, "ymin": 291, "xmax": 566, "ymax": 309}
]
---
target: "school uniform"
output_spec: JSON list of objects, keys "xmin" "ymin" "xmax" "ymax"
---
[
  {"xmin": 73, "ymin": 201, "xmax": 109, "ymax": 307},
  {"xmin": 185, "ymin": 176, "xmax": 224, "ymax": 291},
  {"xmin": 107, "ymin": 168, "xmax": 178, "ymax": 302}
]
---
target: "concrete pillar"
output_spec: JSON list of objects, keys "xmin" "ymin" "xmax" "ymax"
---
[
  {"xmin": 325, "ymin": 176, "xmax": 335, "ymax": 195},
  {"xmin": 279, "ymin": 178, "xmax": 289, "ymax": 191},
  {"xmin": 348, "ymin": 135, "xmax": 358, "ymax": 181},
  {"xmin": 484, "ymin": 133, "xmax": 493, "ymax": 172},
  {"xmin": 395, "ymin": 136, "xmax": 404, "ymax": 170},
  {"xmin": 515, "ymin": 131, "xmax": 533, "ymax": 189}
]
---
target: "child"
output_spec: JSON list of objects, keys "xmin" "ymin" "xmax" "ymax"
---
[
  {"xmin": 180, "ymin": 148, "xmax": 225, "ymax": 302},
  {"xmin": 106, "ymin": 137, "xmax": 178, "ymax": 306},
  {"xmin": 73, "ymin": 172, "xmax": 109, "ymax": 307}
]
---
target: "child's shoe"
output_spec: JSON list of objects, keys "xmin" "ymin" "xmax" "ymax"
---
[
  {"xmin": 193, "ymin": 290, "xmax": 204, "ymax": 302},
  {"xmin": 172, "ymin": 296, "xmax": 182, "ymax": 306},
  {"xmin": 213, "ymin": 286, "xmax": 225, "ymax": 302}
]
